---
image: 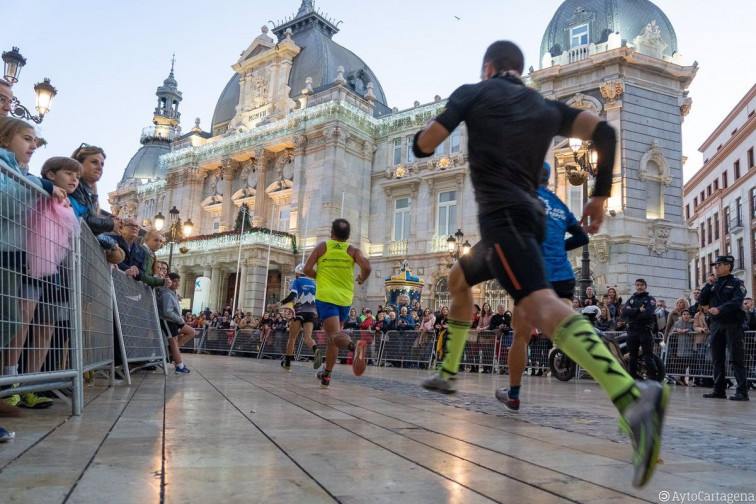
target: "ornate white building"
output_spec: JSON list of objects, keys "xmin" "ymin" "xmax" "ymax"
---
[
  {"xmin": 109, "ymin": 0, "xmax": 698, "ymax": 314},
  {"xmin": 683, "ymin": 84, "xmax": 756, "ymax": 294}
]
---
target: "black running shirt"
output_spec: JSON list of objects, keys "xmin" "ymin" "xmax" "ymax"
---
[{"xmin": 435, "ymin": 74, "xmax": 581, "ymax": 214}]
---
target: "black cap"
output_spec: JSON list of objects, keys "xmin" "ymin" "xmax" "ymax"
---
[{"xmin": 713, "ymin": 255, "xmax": 735, "ymax": 265}]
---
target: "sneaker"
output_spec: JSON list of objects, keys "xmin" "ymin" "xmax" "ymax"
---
[
  {"xmin": 618, "ymin": 380, "xmax": 669, "ymax": 488},
  {"xmin": 0, "ymin": 426, "xmax": 14, "ymax": 442},
  {"xmin": 316, "ymin": 370, "xmax": 330, "ymax": 388},
  {"xmin": 3, "ymin": 394, "xmax": 20, "ymax": 408},
  {"xmin": 421, "ymin": 373, "xmax": 457, "ymax": 395},
  {"xmin": 20, "ymin": 392, "xmax": 53, "ymax": 409},
  {"xmin": 352, "ymin": 341, "xmax": 367, "ymax": 376},
  {"xmin": 174, "ymin": 365, "xmax": 191, "ymax": 374},
  {"xmin": 281, "ymin": 356, "xmax": 291, "ymax": 372},
  {"xmin": 312, "ymin": 348, "xmax": 323, "ymax": 369},
  {"xmin": 494, "ymin": 388, "xmax": 520, "ymax": 413}
]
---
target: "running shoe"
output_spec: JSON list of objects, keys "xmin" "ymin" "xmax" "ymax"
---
[
  {"xmin": 281, "ymin": 356, "xmax": 291, "ymax": 372},
  {"xmin": 312, "ymin": 348, "xmax": 323, "ymax": 369},
  {"xmin": 618, "ymin": 380, "xmax": 669, "ymax": 488},
  {"xmin": 494, "ymin": 388, "xmax": 520, "ymax": 413},
  {"xmin": 0, "ymin": 426, "xmax": 14, "ymax": 442},
  {"xmin": 20, "ymin": 392, "xmax": 53, "ymax": 409},
  {"xmin": 352, "ymin": 341, "xmax": 367, "ymax": 376},
  {"xmin": 316, "ymin": 369, "xmax": 330, "ymax": 388},
  {"xmin": 174, "ymin": 365, "xmax": 191, "ymax": 374},
  {"xmin": 421, "ymin": 373, "xmax": 456, "ymax": 395}
]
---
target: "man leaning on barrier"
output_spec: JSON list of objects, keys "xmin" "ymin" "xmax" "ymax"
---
[
  {"xmin": 157, "ymin": 273, "xmax": 194, "ymax": 373},
  {"xmin": 107, "ymin": 218, "xmax": 145, "ymax": 280}
]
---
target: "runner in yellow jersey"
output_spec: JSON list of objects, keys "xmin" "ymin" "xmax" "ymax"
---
[{"xmin": 304, "ymin": 219, "xmax": 372, "ymax": 387}]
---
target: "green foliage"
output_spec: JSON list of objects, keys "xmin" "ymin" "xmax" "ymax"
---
[{"xmin": 234, "ymin": 203, "xmax": 252, "ymax": 232}]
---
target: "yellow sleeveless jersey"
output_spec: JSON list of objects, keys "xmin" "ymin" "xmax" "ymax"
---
[{"xmin": 316, "ymin": 240, "xmax": 355, "ymax": 306}]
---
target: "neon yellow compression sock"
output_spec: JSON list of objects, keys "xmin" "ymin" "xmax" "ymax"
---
[
  {"xmin": 439, "ymin": 318, "xmax": 471, "ymax": 379},
  {"xmin": 553, "ymin": 313, "xmax": 638, "ymax": 412}
]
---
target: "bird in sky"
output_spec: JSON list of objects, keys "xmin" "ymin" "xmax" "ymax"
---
[{"xmin": 454, "ymin": 15, "xmax": 461, "ymax": 20}]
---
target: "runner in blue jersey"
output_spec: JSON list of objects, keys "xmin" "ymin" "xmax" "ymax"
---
[
  {"xmin": 495, "ymin": 163, "xmax": 588, "ymax": 412},
  {"xmin": 279, "ymin": 263, "xmax": 323, "ymax": 371}
]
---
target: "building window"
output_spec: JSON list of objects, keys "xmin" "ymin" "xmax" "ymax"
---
[
  {"xmin": 685, "ymin": 204, "xmax": 690, "ymax": 220},
  {"xmin": 752, "ymin": 230, "xmax": 756, "ymax": 264},
  {"xmin": 724, "ymin": 207, "xmax": 731, "ymax": 234},
  {"xmin": 723, "ymin": 172, "xmax": 728, "ymax": 189},
  {"xmin": 450, "ymin": 130, "xmax": 461, "ymax": 154},
  {"xmin": 700, "ymin": 190, "xmax": 705, "ymax": 203},
  {"xmin": 737, "ymin": 238, "xmax": 744, "ymax": 269},
  {"xmin": 694, "ymin": 197, "xmax": 698, "ymax": 208},
  {"xmin": 751, "ymin": 187, "xmax": 756, "ymax": 219},
  {"xmin": 278, "ymin": 208, "xmax": 290, "ymax": 233},
  {"xmin": 393, "ymin": 197, "xmax": 411, "ymax": 241},
  {"xmin": 694, "ymin": 260, "xmax": 700, "ymax": 289},
  {"xmin": 700, "ymin": 223, "xmax": 705, "ymax": 247},
  {"xmin": 700, "ymin": 257, "xmax": 706, "ymax": 285},
  {"xmin": 714, "ymin": 212, "xmax": 720, "ymax": 240},
  {"xmin": 748, "ymin": 147, "xmax": 755, "ymax": 169},
  {"xmin": 434, "ymin": 140, "xmax": 445, "ymax": 158},
  {"xmin": 707, "ymin": 185, "xmax": 712, "ymax": 197},
  {"xmin": 406, "ymin": 135, "xmax": 415, "ymax": 164},
  {"xmin": 646, "ymin": 179, "xmax": 663, "ymax": 219},
  {"xmin": 707, "ymin": 218, "xmax": 712, "ymax": 245},
  {"xmin": 736, "ymin": 197, "xmax": 743, "ymax": 226},
  {"xmin": 734, "ymin": 160, "xmax": 741, "ymax": 180},
  {"xmin": 714, "ymin": 179, "xmax": 719, "ymax": 190},
  {"xmin": 392, "ymin": 138, "xmax": 402, "ymax": 166},
  {"xmin": 213, "ymin": 217, "xmax": 220, "ymax": 232},
  {"xmin": 568, "ymin": 184, "xmax": 583, "ymax": 219},
  {"xmin": 571, "ymin": 24, "xmax": 589, "ymax": 47},
  {"xmin": 437, "ymin": 190, "xmax": 457, "ymax": 237}
]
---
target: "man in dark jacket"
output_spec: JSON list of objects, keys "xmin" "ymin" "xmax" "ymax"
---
[
  {"xmin": 621, "ymin": 279, "xmax": 659, "ymax": 380},
  {"xmin": 107, "ymin": 218, "xmax": 146, "ymax": 280},
  {"xmin": 700, "ymin": 255, "xmax": 749, "ymax": 400}
]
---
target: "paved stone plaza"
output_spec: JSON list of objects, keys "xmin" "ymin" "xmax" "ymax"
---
[{"xmin": 1, "ymin": 356, "xmax": 754, "ymax": 503}]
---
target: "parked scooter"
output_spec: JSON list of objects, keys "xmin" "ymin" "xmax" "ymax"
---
[{"xmin": 548, "ymin": 307, "xmax": 666, "ymax": 382}]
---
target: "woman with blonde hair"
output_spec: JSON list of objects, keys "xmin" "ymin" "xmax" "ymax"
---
[{"xmin": 664, "ymin": 297, "xmax": 691, "ymax": 339}]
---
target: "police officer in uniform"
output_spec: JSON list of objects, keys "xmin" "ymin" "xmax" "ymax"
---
[
  {"xmin": 621, "ymin": 278, "xmax": 659, "ymax": 379},
  {"xmin": 700, "ymin": 255, "xmax": 749, "ymax": 401}
]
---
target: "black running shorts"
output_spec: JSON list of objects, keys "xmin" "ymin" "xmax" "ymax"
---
[
  {"xmin": 294, "ymin": 311, "xmax": 318, "ymax": 325},
  {"xmin": 550, "ymin": 278, "xmax": 576, "ymax": 301},
  {"xmin": 458, "ymin": 204, "xmax": 550, "ymax": 305},
  {"xmin": 161, "ymin": 320, "xmax": 183, "ymax": 339}
]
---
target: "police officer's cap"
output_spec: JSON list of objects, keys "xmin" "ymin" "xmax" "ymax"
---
[{"xmin": 713, "ymin": 255, "xmax": 735, "ymax": 265}]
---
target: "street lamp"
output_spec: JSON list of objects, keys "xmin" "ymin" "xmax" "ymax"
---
[
  {"xmin": 447, "ymin": 228, "xmax": 471, "ymax": 262},
  {"xmin": 567, "ymin": 138, "xmax": 599, "ymax": 300},
  {"xmin": 2, "ymin": 47, "xmax": 57, "ymax": 124},
  {"xmin": 155, "ymin": 206, "xmax": 193, "ymax": 270}
]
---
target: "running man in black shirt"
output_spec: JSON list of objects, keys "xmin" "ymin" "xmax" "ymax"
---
[{"xmin": 414, "ymin": 41, "xmax": 668, "ymax": 488}]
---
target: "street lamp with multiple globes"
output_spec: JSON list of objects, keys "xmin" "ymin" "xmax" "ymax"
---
[
  {"xmin": 154, "ymin": 206, "xmax": 193, "ymax": 271},
  {"xmin": 567, "ymin": 138, "xmax": 599, "ymax": 300},
  {"xmin": 2, "ymin": 47, "xmax": 58, "ymax": 124},
  {"xmin": 447, "ymin": 228, "xmax": 471, "ymax": 262}
]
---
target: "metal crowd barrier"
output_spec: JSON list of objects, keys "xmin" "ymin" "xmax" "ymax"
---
[
  {"xmin": 663, "ymin": 330, "xmax": 756, "ymax": 383},
  {"xmin": 0, "ymin": 164, "xmax": 82, "ymax": 413},
  {"xmin": 111, "ymin": 269, "xmax": 167, "ymax": 383},
  {"xmin": 377, "ymin": 330, "xmax": 434, "ymax": 368},
  {"xmin": 229, "ymin": 328, "xmax": 262, "ymax": 357},
  {"xmin": 258, "ymin": 329, "xmax": 289, "ymax": 359},
  {"xmin": 203, "ymin": 327, "xmax": 237, "ymax": 355}
]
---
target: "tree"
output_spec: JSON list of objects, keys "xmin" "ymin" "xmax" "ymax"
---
[{"xmin": 234, "ymin": 203, "xmax": 252, "ymax": 232}]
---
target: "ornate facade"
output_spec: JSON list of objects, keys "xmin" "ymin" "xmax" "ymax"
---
[{"xmin": 109, "ymin": 0, "xmax": 699, "ymax": 313}]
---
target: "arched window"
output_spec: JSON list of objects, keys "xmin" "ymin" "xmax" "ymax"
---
[
  {"xmin": 483, "ymin": 279, "xmax": 511, "ymax": 312},
  {"xmin": 433, "ymin": 276, "xmax": 451, "ymax": 311}
]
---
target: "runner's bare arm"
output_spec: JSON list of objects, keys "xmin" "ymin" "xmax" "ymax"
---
[
  {"xmin": 303, "ymin": 242, "xmax": 327, "ymax": 279},
  {"xmin": 413, "ymin": 121, "xmax": 451, "ymax": 157},
  {"xmin": 349, "ymin": 246, "xmax": 372, "ymax": 285}
]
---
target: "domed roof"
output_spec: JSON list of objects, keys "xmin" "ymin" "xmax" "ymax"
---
[
  {"xmin": 540, "ymin": 0, "xmax": 677, "ymax": 65},
  {"xmin": 121, "ymin": 142, "xmax": 170, "ymax": 182},
  {"xmin": 211, "ymin": 2, "xmax": 388, "ymax": 133}
]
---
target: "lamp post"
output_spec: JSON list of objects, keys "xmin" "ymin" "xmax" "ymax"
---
[
  {"xmin": 567, "ymin": 138, "xmax": 599, "ymax": 300},
  {"xmin": 154, "ymin": 206, "xmax": 193, "ymax": 271},
  {"xmin": 447, "ymin": 228, "xmax": 471, "ymax": 262},
  {"xmin": 2, "ymin": 47, "xmax": 57, "ymax": 124}
]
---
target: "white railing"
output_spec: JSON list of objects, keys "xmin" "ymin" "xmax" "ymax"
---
[
  {"xmin": 387, "ymin": 239, "xmax": 408, "ymax": 256},
  {"xmin": 157, "ymin": 230, "xmax": 293, "ymax": 256}
]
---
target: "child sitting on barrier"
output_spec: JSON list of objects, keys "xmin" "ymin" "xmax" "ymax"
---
[{"xmin": 157, "ymin": 273, "xmax": 194, "ymax": 373}]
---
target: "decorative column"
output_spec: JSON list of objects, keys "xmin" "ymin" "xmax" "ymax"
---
[
  {"xmin": 237, "ymin": 261, "xmax": 248, "ymax": 311},
  {"xmin": 210, "ymin": 266, "xmax": 221, "ymax": 311},
  {"xmin": 220, "ymin": 158, "xmax": 240, "ymax": 231},
  {"xmin": 599, "ymin": 79, "xmax": 624, "ymax": 211},
  {"xmin": 186, "ymin": 165, "xmax": 207, "ymax": 231},
  {"xmin": 244, "ymin": 259, "xmax": 268, "ymax": 315},
  {"xmin": 252, "ymin": 147, "xmax": 268, "ymax": 227}
]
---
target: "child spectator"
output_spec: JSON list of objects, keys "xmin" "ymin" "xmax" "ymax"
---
[{"xmin": 157, "ymin": 273, "xmax": 194, "ymax": 373}]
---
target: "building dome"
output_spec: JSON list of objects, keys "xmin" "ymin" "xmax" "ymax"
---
[
  {"xmin": 121, "ymin": 142, "xmax": 171, "ymax": 182},
  {"xmin": 211, "ymin": 2, "xmax": 388, "ymax": 133},
  {"xmin": 540, "ymin": 0, "xmax": 677, "ymax": 66}
]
